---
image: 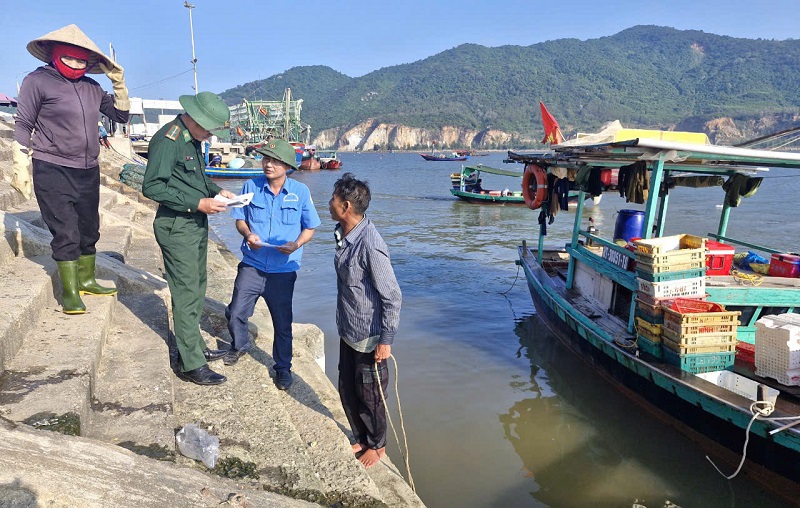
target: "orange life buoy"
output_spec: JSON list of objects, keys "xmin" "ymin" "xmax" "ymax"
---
[{"xmin": 522, "ymin": 163, "xmax": 548, "ymax": 210}]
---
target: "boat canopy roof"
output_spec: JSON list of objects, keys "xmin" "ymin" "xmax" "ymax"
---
[
  {"xmin": 463, "ymin": 164, "xmax": 523, "ymax": 178},
  {"xmin": 508, "ymin": 137, "xmax": 800, "ymax": 175}
]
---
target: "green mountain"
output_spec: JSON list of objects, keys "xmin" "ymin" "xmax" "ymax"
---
[{"xmin": 218, "ymin": 26, "xmax": 800, "ymax": 139}]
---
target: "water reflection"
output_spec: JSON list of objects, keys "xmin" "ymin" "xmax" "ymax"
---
[{"xmin": 505, "ymin": 315, "xmax": 790, "ymax": 508}]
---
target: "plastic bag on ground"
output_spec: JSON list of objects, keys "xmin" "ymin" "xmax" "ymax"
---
[{"xmin": 175, "ymin": 423, "xmax": 219, "ymax": 468}]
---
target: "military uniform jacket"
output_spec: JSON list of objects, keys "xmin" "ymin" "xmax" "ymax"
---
[{"xmin": 142, "ymin": 116, "xmax": 222, "ymax": 213}]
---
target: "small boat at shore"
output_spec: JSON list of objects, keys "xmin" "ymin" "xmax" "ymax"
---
[
  {"xmin": 510, "ymin": 128, "xmax": 800, "ymax": 501},
  {"xmin": 420, "ymin": 152, "xmax": 468, "ymax": 161},
  {"xmin": 449, "ymin": 164, "xmax": 525, "ymax": 204}
]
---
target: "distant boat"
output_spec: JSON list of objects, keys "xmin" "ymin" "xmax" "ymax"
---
[
  {"xmin": 205, "ymin": 167, "xmax": 263, "ymax": 179},
  {"xmin": 420, "ymin": 152, "xmax": 468, "ymax": 161},
  {"xmin": 318, "ymin": 150, "xmax": 342, "ymax": 170},
  {"xmin": 449, "ymin": 164, "xmax": 525, "ymax": 204},
  {"xmin": 456, "ymin": 149, "xmax": 489, "ymax": 157}
]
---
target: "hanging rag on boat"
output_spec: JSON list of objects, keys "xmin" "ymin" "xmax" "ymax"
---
[
  {"xmin": 618, "ymin": 161, "xmax": 649, "ymax": 204},
  {"xmin": 722, "ymin": 173, "xmax": 763, "ymax": 207}
]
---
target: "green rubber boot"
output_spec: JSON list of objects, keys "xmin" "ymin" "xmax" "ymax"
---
[
  {"xmin": 56, "ymin": 260, "xmax": 86, "ymax": 315},
  {"xmin": 77, "ymin": 254, "xmax": 117, "ymax": 296}
]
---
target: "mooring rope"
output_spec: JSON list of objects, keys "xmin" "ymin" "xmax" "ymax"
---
[
  {"xmin": 375, "ymin": 354, "xmax": 415, "ymax": 492},
  {"xmin": 707, "ymin": 400, "xmax": 800, "ymax": 480}
]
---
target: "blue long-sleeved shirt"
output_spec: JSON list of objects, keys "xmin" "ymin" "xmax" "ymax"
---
[{"xmin": 335, "ymin": 217, "xmax": 402, "ymax": 346}]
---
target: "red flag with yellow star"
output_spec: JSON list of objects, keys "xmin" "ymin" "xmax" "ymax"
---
[{"xmin": 540, "ymin": 101, "xmax": 565, "ymax": 144}]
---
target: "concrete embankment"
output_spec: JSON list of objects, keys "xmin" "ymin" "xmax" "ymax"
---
[{"xmin": 0, "ymin": 120, "xmax": 424, "ymax": 508}]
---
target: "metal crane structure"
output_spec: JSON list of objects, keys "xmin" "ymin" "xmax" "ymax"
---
[{"xmin": 229, "ymin": 88, "xmax": 311, "ymax": 145}]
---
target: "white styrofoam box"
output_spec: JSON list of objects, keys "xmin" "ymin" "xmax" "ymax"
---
[{"xmin": 696, "ymin": 370, "xmax": 780, "ymax": 404}]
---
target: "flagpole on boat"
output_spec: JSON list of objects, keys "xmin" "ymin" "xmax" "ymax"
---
[{"xmin": 184, "ymin": 1, "xmax": 199, "ymax": 94}]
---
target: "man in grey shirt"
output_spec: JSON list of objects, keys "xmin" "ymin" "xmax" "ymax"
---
[{"xmin": 329, "ymin": 173, "xmax": 401, "ymax": 468}]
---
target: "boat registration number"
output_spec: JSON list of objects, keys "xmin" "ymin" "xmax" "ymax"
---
[{"xmin": 602, "ymin": 246, "xmax": 632, "ymax": 270}]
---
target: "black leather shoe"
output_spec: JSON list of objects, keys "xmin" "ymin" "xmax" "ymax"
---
[
  {"xmin": 274, "ymin": 370, "xmax": 293, "ymax": 390},
  {"xmin": 222, "ymin": 349, "xmax": 248, "ymax": 366},
  {"xmin": 177, "ymin": 365, "xmax": 227, "ymax": 385},
  {"xmin": 203, "ymin": 348, "xmax": 229, "ymax": 362}
]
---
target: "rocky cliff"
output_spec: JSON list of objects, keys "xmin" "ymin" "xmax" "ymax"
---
[
  {"xmin": 312, "ymin": 119, "xmax": 528, "ymax": 151},
  {"xmin": 313, "ymin": 112, "xmax": 800, "ymax": 151}
]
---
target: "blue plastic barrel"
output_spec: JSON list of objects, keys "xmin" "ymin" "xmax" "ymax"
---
[{"xmin": 614, "ymin": 210, "xmax": 644, "ymax": 242}]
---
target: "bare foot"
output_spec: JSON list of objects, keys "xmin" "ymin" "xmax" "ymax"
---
[
  {"xmin": 351, "ymin": 443, "xmax": 366, "ymax": 454},
  {"xmin": 358, "ymin": 447, "xmax": 385, "ymax": 468}
]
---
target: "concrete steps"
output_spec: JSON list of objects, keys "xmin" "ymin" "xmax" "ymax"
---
[
  {"xmin": 0, "ymin": 287, "xmax": 116, "ymax": 433},
  {"xmin": 0, "ymin": 158, "xmax": 423, "ymax": 506},
  {"xmin": 0, "ymin": 253, "xmax": 57, "ymax": 375},
  {"xmin": 83, "ymin": 291, "xmax": 176, "ymax": 455}
]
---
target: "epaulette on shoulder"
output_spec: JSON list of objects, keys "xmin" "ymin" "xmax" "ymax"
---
[{"xmin": 165, "ymin": 125, "xmax": 182, "ymax": 141}]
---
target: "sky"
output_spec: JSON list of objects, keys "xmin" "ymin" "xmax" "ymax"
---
[{"xmin": 1, "ymin": 0, "xmax": 797, "ymax": 101}]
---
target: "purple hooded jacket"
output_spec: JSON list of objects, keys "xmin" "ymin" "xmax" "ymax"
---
[{"xmin": 14, "ymin": 64, "xmax": 129, "ymax": 169}]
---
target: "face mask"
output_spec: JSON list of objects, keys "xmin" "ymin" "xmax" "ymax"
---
[{"xmin": 51, "ymin": 43, "xmax": 91, "ymax": 80}]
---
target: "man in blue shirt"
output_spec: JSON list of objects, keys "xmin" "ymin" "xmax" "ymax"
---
[{"xmin": 224, "ymin": 139, "xmax": 321, "ymax": 390}]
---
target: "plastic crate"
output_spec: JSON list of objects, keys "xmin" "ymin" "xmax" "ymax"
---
[
  {"xmin": 636, "ymin": 325, "xmax": 661, "ymax": 344},
  {"xmin": 670, "ymin": 298, "xmax": 725, "ymax": 314},
  {"xmin": 663, "ymin": 348, "xmax": 735, "ymax": 374},
  {"xmin": 662, "ymin": 308, "xmax": 740, "ymax": 335},
  {"xmin": 663, "ymin": 306, "xmax": 739, "ymax": 326},
  {"xmin": 662, "ymin": 326, "xmax": 737, "ymax": 346},
  {"xmin": 635, "ymin": 267, "xmax": 706, "ymax": 283},
  {"xmin": 635, "ymin": 258, "xmax": 705, "ymax": 274},
  {"xmin": 754, "ymin": 315, "xmax": 800, "ymax": 385},
  {"xmin": 662, "ymin": 336, "xmax": 737, "ymax": 355},
  {"xmin": 635, "ymin": 306, "xmax": 664, "ymax": 324},
  {"xmin": 636, "ymin": 298, "xmax": 666, "ymax": 318},
  {"xmin": 637, "ymin": 277, "xmax": 706, "ymax": 299},
  {"xmin": 634, "ymin": 234, "xmax": 705, "ymax": 254},
  {"xmin": 635, "ymin": 317, "xmax": 662, "ymax": 337},
  {"xmin": 637, "ymin": 335, "xmax": 663, "ymax": 359},
  {"xmin": 636, "ymin": 249, "xmax": 706, "ymax": 268}
]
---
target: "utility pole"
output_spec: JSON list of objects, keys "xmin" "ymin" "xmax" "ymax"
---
[{"xmin": 184, "ymin": 1, "xmax": 198, "ymax": 94}]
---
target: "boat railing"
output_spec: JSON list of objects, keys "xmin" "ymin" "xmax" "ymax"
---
[
  {"xmin": 707, "ymin": 234, "xmax": 783, "ymax": 255},
  {"xmin": 577, "ymin": 230, "xmax": 637, "ymax": 259}
]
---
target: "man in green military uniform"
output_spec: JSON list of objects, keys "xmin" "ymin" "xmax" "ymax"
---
[{"xmin": 142, "ymin": 92, "xmax": 235, "ymax": 386}]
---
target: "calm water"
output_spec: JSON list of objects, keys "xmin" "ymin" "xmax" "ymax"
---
[{"xmin": 210, "ymin": 153, "xmax": 799, "ymax": 508}]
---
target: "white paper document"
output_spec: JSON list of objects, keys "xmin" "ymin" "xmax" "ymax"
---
[
  {"xmin": 214, "ymin": 192, "xmax": 254, "ymax": 208},
  {"xmin": 253, "ymin": 241, "xmax": 280, "ymax": 248}
]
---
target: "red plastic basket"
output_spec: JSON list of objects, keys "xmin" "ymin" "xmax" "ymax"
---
[{"xmin": 671, "ymin": 298, "xmax": 724, "ymax": 314}]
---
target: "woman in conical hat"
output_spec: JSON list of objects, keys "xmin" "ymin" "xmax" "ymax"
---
[{"xmin": 12, "ymin": 24, "xmax": 131, "ymax": 315}]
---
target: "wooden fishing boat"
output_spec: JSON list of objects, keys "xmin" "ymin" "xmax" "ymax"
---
[
  {"xmin": 510, "ymin": 136, "xmax": 800, "ymax": 500},
  {"xmin": 449, "ymin": 164, "xmax": 525, "ymax": 204},
  {"xmin": 420, "ymin": 152, "xmax": 468, "ymax": 161}
]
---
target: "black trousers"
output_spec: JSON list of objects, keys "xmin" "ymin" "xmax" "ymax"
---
[
  {"xmin": 338, "ymin": 339, "xmax": 389, "ymax": 450},
  {"xmin": 32, "ymin": 159, "xmax": 100, "ymax": 261}
]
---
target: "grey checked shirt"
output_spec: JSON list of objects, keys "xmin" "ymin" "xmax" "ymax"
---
[{"xmin": 335, "ymin": 217, "xmax": 402, "ymax": 348}]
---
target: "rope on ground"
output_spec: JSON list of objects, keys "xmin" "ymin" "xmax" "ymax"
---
[
  {"xmin": 731, "ymin": 269, "xmax": 763, "ymax": 286},
  {"xmin": 376, "ymin": 354, "xmax": 415, "ymax": 492}
]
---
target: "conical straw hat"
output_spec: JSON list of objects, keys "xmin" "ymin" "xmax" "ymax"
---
[{"xmin": 27, "ymin": 24, "xmax": 121, "ymax": 74}]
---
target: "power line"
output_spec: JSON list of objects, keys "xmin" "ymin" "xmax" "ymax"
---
[{"xmin": 130, "ymin": 69, "xmax": 194, "ymax": 91}]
